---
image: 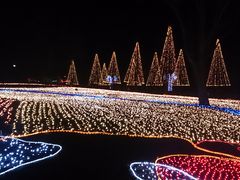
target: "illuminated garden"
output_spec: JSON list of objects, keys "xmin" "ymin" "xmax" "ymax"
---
[
  {"xmin": 0, "ymin": 86, "xmax": 239, "ymax": 179},
  {"xmin": 0, "ymin": 28, "xmax": 239, "ymax": 179},
  {"xmin": 0, "ymin": 87, "xmax": 239, "ymax": 142},
  {"xmin": 1, "ymin": 2, "xmax": 240, "ymax": 179},
  {"xmin": 0, "ymin": 31, "xmax": 239, "ymax": 179}
]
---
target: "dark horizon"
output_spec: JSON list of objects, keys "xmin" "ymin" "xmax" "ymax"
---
[{"xmin": 0, "ymin": 1, "xmax": 239, "ymax": 91}]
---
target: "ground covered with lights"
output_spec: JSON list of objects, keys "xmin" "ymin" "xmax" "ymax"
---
[{"xmin": 0, "ymin": 87, "xmax": 239, "ymax": 179}]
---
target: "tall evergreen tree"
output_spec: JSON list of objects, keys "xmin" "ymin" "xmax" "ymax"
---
[
  {"xmin": 124, "ymin": 42, "xmax": 145, "ymax": 86},
  {"xmin": 206, "ymin": 39, "xmax": 231, "ymax": 86},
  {"xmin": 89, "ymin": 54, "xmax": 103, "ymax": 85}
]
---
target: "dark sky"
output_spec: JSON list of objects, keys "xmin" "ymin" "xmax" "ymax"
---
[{"xmin": 0, "ymin": 1, "xmax": 239, "ymax": 90}]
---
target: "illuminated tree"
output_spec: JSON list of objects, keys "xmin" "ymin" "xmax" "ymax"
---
[
  {"xmin": 108, "ymin": 51, "xmax": 121, "ymax": 84},
  {"xmin": 66, "ymin": 60, "xmax": 79, "ymax": 85},
  {"xmin": 173, "ymin": 49, "xmax": 190, "ymax": 86},
  {"xmin": 89, "ymin": 53, "xmax": 103, "ymax": 85},
  {"xmin": 154, "ymin": 66, "xmax": 164, "ymax": 86},
  {"xmin": 146, "ymin": 52, "xmax": 163, "ymax": 86},
  {"xmin": 101, "ymin": 63, "xmax": 109, "ymax": 85},
  {"xmin": 160, "ymin": 26, "xmax": 177, "ymax": 85},
  {"xmin": 124, "ymin": 42, "xmax": 145, "ymax": 86},
  {"xmin": 206, "ymin": 39, "xmax": 231, "ymax": 86}
]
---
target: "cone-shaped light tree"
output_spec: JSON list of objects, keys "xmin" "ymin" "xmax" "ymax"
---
[
  {"xmin": 206, "ymin": 39, "xmax": 231, "ymax": 86},
  {"xmin": 89, "ymin": 53, "xmax": 103, "ymax": 85},
  {"xmin": 124, "ymin": 42, "xmax": 145, "ymax": 86},
  {"xmin": 108, "ymin": 51, "xmax": 121, "ymax": 84},
  {"xmin": 101, "ymin": 63, "xmax": 109, "ymax": 85},
  {"xmin": 154, "ymin": 65, "xmax": 164, "ymax": 86},
  {"xmin": 146, "ymin": 52, "xmax": 163, "ymax": 86},
  {"xmin": 160, "ymin": 26, "xmax": 177, "ymax": 85},
  {"xmin": 66, "ymin": 60, "xmax": 79, "ymax": 85},
  {"xmin": 173, "ymin": 49, "xmax": 190, "ymax": 86}
]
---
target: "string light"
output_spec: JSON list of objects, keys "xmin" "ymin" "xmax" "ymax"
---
[
  {"xmin": 146, "ymin": 52, "xmax": 163, "ymax": 86},
  {"xmin": 0, "ymin": 83, "xmax": 51, "ymax": 86},
  {"xmin": 130, "ymin": 162, "xmax": 197, "ymax": 180},
  {"xmin": 0, "ymin": 99, "xmax": 16, "ymax": 124},
  {"xmin": 108, "ymin": 51, "xmax": 121, "ymax": 84},
  {"xmin": 66, "ymin": 60, "xmax": 79, "ymax": 85},
  {"xmin": 173, "ymin": 49, "xmax": 190, "ymax": 86},
  {"xmin": 0, "ymin": 87, "xmax": 238, "ymax": 144},
  {"xmin": 159, "ymin": 26, "xmax": 177, "ymax": 86},
  {"xmin": 124, "ymin": 42, "xmax": 145, "ymax": 86},
  {"xmin": 101, "ymin": 63, "xmax": 109, "ymax": 86},
  {"xmin": 1, "ymin": 87, "xmax": 238, "ymax": 179},
  {"xmin": 1, "ymin": 87, "xmax": 238, "ymax": 111},
  {"xmin": 89, "ymin": 53, "xmax": 103, "ymax": 85},
  {"xmin": 206, "ymin": 39, "xmax": 231, "ymax": 86},
  {"xmin": 0, "ymin": 135, "xmax": 62, "ymax": 175},
  {"xmin": 156, "ymin": 155, "xmax": 240, "ymax": 180},
  {"xmin": 130, "ymin": 139, "xmax": 240, "ymax": 179}
]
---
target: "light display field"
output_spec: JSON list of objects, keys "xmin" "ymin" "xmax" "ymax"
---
[{"xmin": 0, "ymin": 87, "xmax": 239, "ymax": 179}]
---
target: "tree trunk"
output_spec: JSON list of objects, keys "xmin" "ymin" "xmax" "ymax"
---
[
  {"xmin": 190, "ymin": 54, "xmax": 210, "ymax": 106},
  {"xmin": 197, "ymin": 74, "xmax": 210, "ymax": 105}
]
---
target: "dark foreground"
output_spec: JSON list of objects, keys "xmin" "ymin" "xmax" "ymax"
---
[{"xmin": 2, "ymin": 133, "xmax": 211, "ymax": 180}]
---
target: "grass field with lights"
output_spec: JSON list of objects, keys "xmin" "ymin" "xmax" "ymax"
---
[{"xmin": 0, "ymin": 87, "xmax": 239, "ymax": 179}]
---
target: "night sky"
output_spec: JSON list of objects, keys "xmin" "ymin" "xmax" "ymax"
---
[{"xmin": 0, "ymin": 1, "xmax": 239, "ymax": 91}]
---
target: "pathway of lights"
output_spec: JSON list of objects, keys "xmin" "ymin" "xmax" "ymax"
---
[
  {"xmin": 0, "ymin": 87, "xmax": 239, "ymax": 143},
  {"xmin": 130, "ymin": 162, "xmax": 197, "ymax": 180},
  {"xmin": 155, "ymin": 155, "xmax": 240, "ymax": 180},
  {"xmin": 0, "ymin": 135, "xmax": 62, "ymax": 175}
]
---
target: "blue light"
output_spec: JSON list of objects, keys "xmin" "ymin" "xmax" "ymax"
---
[
  {"xmin": 0, "ymin": 135, "xmax": 62, "ymax": 175},
  {"xmin": 130, "ymin": 162, "xmax": 197, "ymax": 180},
  {"xmin": 0, "ymin": 88, "xmax": 238, "ymax": 116}
]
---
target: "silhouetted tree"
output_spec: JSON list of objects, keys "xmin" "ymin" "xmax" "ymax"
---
[{"xmin": 166, "ymin": 0, "xmax": 234, "ymax": 105}]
